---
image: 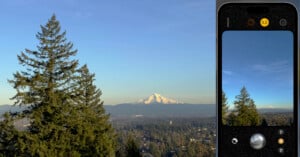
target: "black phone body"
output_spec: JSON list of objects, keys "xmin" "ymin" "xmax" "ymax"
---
[{"xmin": 217, "ymin": 3, "xmax": 298, "ymax": 157}]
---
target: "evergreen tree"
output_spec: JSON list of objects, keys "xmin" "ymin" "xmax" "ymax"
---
[
  {"xmin": 149, "ymin": 142, "xmax": 161, "ymax": 157},
  {"xmin": 227, "ymin": 112, "xmax": 236, "ymax": 126},
  {"xmin": 3, "ymin": 15, "xmax": 115, "ymax": 156},
  {"xmin": 10, "ymin": 14, "xmax": 81, "ymax": 156},
  {"xmin": 0, "ymin": 112, "xmax": 20, "ymax": 157},
  {"xmin": 261, "ymin": 118, "xmax": 268, "ymax": 126},
  {"xmin": 125, "ymin": 136, "xmax": 141, "ymax": 157},
  {"xmin": 233, "ymin": 86, "xmax": 261, "ymax": 126},
  {"xmin": 221, "ymin": 91, "xmax": 229, "ymax": 125},
  {"xmin": 69, "ymin": 64, "xmax": 116, "ymax": 156}
]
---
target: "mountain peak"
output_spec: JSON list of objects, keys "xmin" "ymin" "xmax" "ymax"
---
[
  {"xmin": 153, "ymin": 93, "xmax": 161, "ymax": 96},
  {"xmin": 138, "ymin": 93, "xmax": 181, "ymax": 105}
]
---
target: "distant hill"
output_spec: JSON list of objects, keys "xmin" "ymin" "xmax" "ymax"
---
[
  {"xmin": 258, "ymin": 108, "xmax": 293, "ymax": 114},
  {"xmin": 0, "ymin": 103, "xmax": 215, "ymax": 118},
  {"xmin": 104, "ymin": 93, "xmax": 215, "ymax": 118},
  {"xmin": 0, "ymin": 105, "xmax": 28, "ymax": 116},
  {"xmin": 104, "ymin": 103, "xmax": 215, "ymax": 118},
  {"xmin": 1, "ymin": 93, "xmax": 293, "ymax": 119},
  {"xmin": 105, "ymin": 105, "xmax": 296, "ymax": 118}
]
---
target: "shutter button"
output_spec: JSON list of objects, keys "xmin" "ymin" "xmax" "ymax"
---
[{"xmin": 250, "ymin": 133, "xmax": 266, "ymax": 150}]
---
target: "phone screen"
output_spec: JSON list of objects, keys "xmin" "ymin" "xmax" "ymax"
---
[
  {"xmin": 222, "ymin": 30, "xmax": 293, "ymax": 127},
  {"xmin": 217, "ymin": 3, "xmax": 298, "ymax": 157}
]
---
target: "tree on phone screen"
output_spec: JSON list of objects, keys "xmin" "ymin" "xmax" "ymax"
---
[
  {"xmin": 227, "ymin": 86, "xmax": 261, "ymax": 126},
  {"xmin": 222, "ymin": 91, "xmax": 229, "ymax": 125}
]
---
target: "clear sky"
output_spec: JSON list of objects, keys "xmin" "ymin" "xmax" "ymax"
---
[
  {"xmin": 222, "ymin": 31, "xmax": 293, "ymax": 109},
  {"xmin": 0, "ymin": 0, "xmax": 215, "ymax": 105}
]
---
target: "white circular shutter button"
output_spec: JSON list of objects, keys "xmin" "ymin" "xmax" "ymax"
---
[{"xmin": 250, "ymin": 133, "xmax": 266, "ymax": 150}]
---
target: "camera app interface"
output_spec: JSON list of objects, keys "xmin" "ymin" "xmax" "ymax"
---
[{"xmin": 222, "ymin": 31, "xmax": 293, "ymax": 127}]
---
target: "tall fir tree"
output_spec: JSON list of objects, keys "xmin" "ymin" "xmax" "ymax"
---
[
  {"xmin": 233, "ymin": 86, "xmax": 261, "ymax": 126},
  {"xmin": 221, "ymin": 90, "xmax": 229, "ymax": 125},
  {"xmin": 68, "ymin": 64, "xmax": 116, "ymax": 157},
  {"xmin": 2, "ymin": 15, "xmax": 115, "ymax": 156},
  {"xmin": 12, "ymin": 15, "xmax": 81, "ymax": 156}
]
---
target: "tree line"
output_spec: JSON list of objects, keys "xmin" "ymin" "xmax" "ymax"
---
[{"xmin": 114, "ymin": 118, "xmax": 216, "ymax": 157}]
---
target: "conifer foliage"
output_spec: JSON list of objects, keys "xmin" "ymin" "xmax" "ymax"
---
[
  {"xmin": 125, "ymin": 136, "xmax": 141, "ymax": 157},
  {"xmin": 0, "ymin": 15, "xmax": 115, "ymax": 157},
  {"xmin": 224, "ymin": 86, "xmax": 261, "ymax": 126},
  {"xmin": 232, "ymin": 86, "xmax": 261, "ymax": 126},
  {"xmin": 221, "ymin": 90, "xmax": 228, "ymax": 125}
]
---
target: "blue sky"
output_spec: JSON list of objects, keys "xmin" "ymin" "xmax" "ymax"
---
[
  {"xmin": 0, "ymin": 0, "xmax": 215, "ymax": 105},
  {"xmin": 222, "ymin": 31, "xmax": 293, "ymax": 109}
]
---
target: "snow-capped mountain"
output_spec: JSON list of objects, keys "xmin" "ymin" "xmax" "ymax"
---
[{"xmin": 138, "ymin": 93, "xmax": 181, "ymax": 104}]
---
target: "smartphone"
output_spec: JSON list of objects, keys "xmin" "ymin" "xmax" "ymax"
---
[{"xmin": 217, "ymin": 3, "xmax": 298, "ymax": 157}]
